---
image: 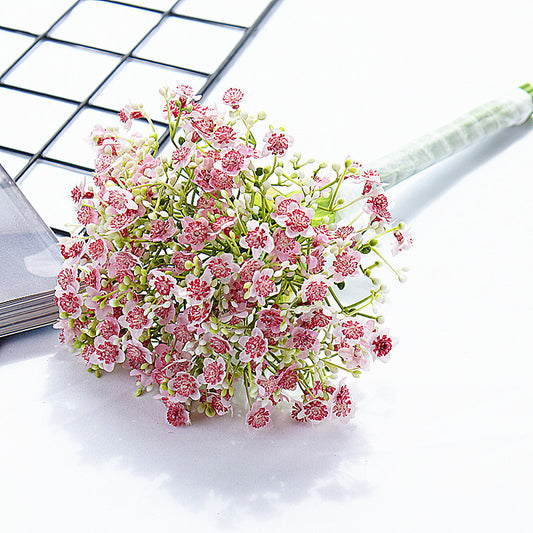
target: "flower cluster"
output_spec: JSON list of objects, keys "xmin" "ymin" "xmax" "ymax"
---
[{"xmin": 55, "ymin": 85, "xmax": 411, "ymax": 429}]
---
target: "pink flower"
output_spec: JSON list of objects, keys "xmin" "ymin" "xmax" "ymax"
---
[
  {"xmin": 336, "ymin": 320, "xmax": 361, "ymax": 342},
  {"xmin": 257, "ymin": 307, "xmax": 284, "ymax": 336},
  {"xmin": 211, "ymin": 215, "xmax": 236, "ymax": 235},
  {"xmin": 123, "ymin": 338, "xmax": 153, "ymax": 367},
  {"xmin": 108, "ymin": 208, "xmax": 143, "ymax": 232},
  {"xmin": 238, "ymin": 327, "xmax": 268, "ymax": 363},
  {"xmin": 249, "ymin": 268, "xmax": 277, "ymax": 305},
  {"xmin": 76, "ymin": 204, "xmax": 99, "ymax": 226},
  {"xmin": 57, "ymin": 290, "xmax": 82, "ymax": 319},
  {"xmin": 118, "ymin": 300, "xmax": 153, "ymax": 339},
  {"xmin": 303, "ymin": 398, "xmax": 330, "ymax": 423},
  {"xmin": 207, "ymin": 392, "xmax": 232, "ymax": 416},
  {"xmin": 331, "ymin": 380, "xmax": 355, "ymax": 422},
  {"xmin": 273, "ymin": 195, "xmax": 302, "ymax": 216},
  {"xmin": 100, "ymin": 186, "xmax": 137, "ymax": 214},
  {"xmin": 305, "ymin": 307, "xmax": 335, "ymax": 329},
  {"xmin": 246, "ymin": 401, "xmax": 273, "ymax": 430},
  {"xmin": 173, "ymin": 84, "xmax": 196, "ymax": 108},
  {"xmin": 163, "ymin": 399, "xmax": 191, "ymax": 427},
  {"xmin": 239, "ymin": 258, "xmax": 264, "ymax": 282},
  {"xmin": 177, "ymin": 216, "xmax": 214, "ymax": 251},
  {"xmin": 185, "ymin": 302, "xmax": 211, "ymax": 325},
  {"xmin": 171, "ymin": 144, "xmax": 193, "ymax": 168},
  {"xmin": 207, "ymin": 334, "xmax": 232, "ymax": 355},
  {"xmin": 149, "ymin": 218, "xmax": 177, "ymax": 242},
  {"xmin": 207, "ymin": 253, "xmax": 239, "ymax": 282},
  {"xmin": 307, "ymin": 247, "xmax": 326, "ymax": 274},
  {"xmin": 262, "ymin": 128, "xmax": 293, "ymax": 157},
  {"xmin": 272, "ymin": 228, "xmax": 301, "ymax": 262},
  {"xmin": 118, "ymin": 104, "xmax": 143, "ymax": 130},
  {"xmin": 57, "ymin": 265, "xmax": 79, "ymax": 293},
  {"xmin": 87, "ymin": 238, "xmax": 111, "ymax": 267},
  {"xmin": 364, "ymin": 188, "xmax": 391, "ymax": 223},
  {"xmin": 239, "ymin": 221, "xmax": 274, "ymax": 259},
  {"xmin": 209, "ymin": 169, "xmax": 235, "ymax": 191},
  {"xmin": 287, "ymin": 327, "xmax": 320, "ymax": 356},
  {"xmin": 255, "ymin": 375, "xmax": 279, "ymax": 400},
  {"xmin": 212, "ymin": 125, "xmax": 237, "ymax": 147},
  {"xmin": 338, "ymin": 342, "xmax": 372, "ymax": 371},
  {"xmin": 219, "ymin": 145, "xmax": 255, "ymax": 176},
  {"xmin": 193, "ymin": 159, "xmax": 216, "ymax": 192},
  {"xmin": 277, "ymin": 366, "xmax": 298, "ymax": 391},
  {"xmin": 93, "ymin": 337, "xmax": 125, "ymax": 372},
  {"xmin": 97, "ymin": 316, "xmax": 120, "ymax": 341},
  {"xmin": 301, "ymin": 275, "xmax": 330, "ymax": 303},
  {"xmin": 181, "ymin": 270, "xmax": 214, "ymax": 304},
  {"xmin": 370, "ymin": 331, "xmax": 396, "ymax": 363},
  {"xmin": 391, "ymin": 228, "xmax": 413, "ymax": 255},
  {"xmin": 153, "ymin": 301, "xmax": 176, "ymax": 325},
  {"xmin": 83, "ymin": 266, "xmax": 101, "ymax": 291},
  {"xmin": 198, "ymin": 357, "xmax": 226, "ymax": 388},
  {"xmin": 107, "ymin": 251, "xmax": 139, "ymax": 278},
  {"xmin": 148, "ymin": 269, "xmax": 178, "ymax": 299},
  {"xmin": 312, "ymin": 225, "xmax": 335, "ymax": 246},
  {"xmin": 60, "ymin": 238, "xmax": 84, "ymax": 260},
  {"xmin": 222, "ymin": 87, "xmax": 244, "ymax": 109},
  {"xmin": 167, "ymin": 372, "xmax": 200, "ymax": 402},
  {"xmin": 331, "ymin": 249, "xmax": 361, "ymax": 282},
  {"xmin": 135, "ymin": 154, "xmax": 161, "ymax": 180},
  {"xmin": 169, "ymin": 250, "xmax": 195, "ymax": 273},
  {"xmin": 274, "ymin": 203, "xmax": 314, "ymax": 238},
  {"xmin": 164, "ymin": 314, "xmax": 195, "ymax": 347}
]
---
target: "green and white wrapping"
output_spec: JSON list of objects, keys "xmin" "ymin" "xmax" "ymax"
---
[{"xmin": 371, "ymin": 85, "xmax": 533, "ymax": 188}]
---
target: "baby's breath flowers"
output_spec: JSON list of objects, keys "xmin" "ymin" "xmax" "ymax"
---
[{"xmin": 55, "ymin": 85, "xmax": 411, "ymax": 430}]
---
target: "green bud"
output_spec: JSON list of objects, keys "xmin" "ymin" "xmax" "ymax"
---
[
  {"xmin": 135, "ymin": 388, "xmax": 143, "ymax": 397},
  {"xmin": 360, "ymin": 246, "xmax": 372, "ymax": 254},
  {"xmin": 205, "ymin": 405, "xmax": 216, "ymax": 418},
  {"xmin": 369, "ymin": 239, "xmax": 378, "ymax": 247}
]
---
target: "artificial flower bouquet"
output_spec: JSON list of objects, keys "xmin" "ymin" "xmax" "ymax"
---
[{"xmin": 55, "ymin": 85, "xmax": 411, "ymax": 429}]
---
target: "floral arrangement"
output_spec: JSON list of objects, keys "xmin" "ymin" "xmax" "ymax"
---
[{"xmin": 55, "ymin": 85, "xmax": 411, "ymax": 429}]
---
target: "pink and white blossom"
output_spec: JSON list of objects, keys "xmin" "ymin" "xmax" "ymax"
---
[{"xmin": 239, "ymin": 220, "xmax": 274, "ymax": 259}]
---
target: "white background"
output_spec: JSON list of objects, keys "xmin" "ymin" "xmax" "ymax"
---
[{"xmin": 1, "ymin": 1, "xmax": 532, "ymax": 532}]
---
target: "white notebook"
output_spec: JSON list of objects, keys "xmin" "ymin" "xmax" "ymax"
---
[{"xmin": 0, "ymin": 163, "xmax": 62, "ymax": 336}]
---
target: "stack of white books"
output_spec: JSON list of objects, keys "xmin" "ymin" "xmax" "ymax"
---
[{"xmin": 0, "ymin": 164, "xmax": 62, "ymax": 337}]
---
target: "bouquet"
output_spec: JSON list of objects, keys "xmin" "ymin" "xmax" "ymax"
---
[{"xmin": 55, "ymin": 85, "xmax": 412, "ymax": 429}]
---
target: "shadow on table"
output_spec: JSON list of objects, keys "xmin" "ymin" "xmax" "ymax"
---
[{"xmin": 46, "ymin": 345, "xmax": 373, "ymax": 525}]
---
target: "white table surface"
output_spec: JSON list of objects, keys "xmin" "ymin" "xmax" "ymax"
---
[{"xmin": 1, "ymin": 1, "xmax": 532, "ymax": 531}]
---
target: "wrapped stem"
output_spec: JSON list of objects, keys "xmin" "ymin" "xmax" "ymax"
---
[{"xmin": 372, "ymin": 85, "xmax": 533, "ymax": 188}]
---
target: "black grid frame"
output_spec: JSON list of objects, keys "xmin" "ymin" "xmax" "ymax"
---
[{"xmin": 0, "ymin": 0, "xmax": 280, "ymax": 235}]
